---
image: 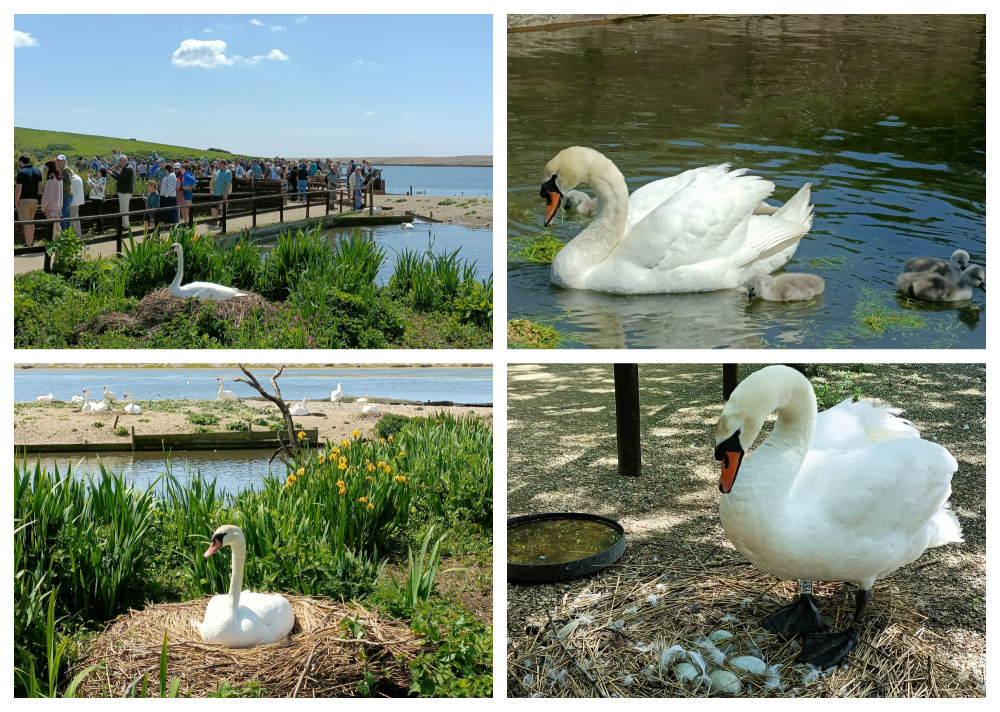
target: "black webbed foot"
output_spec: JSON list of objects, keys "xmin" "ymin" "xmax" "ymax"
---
[
  {"xmin": 797, "ymin": 628, "xmax": 858, "ymax": 668},
  {"xmin": 762, "ymin": 594, "xmax": 825, "ymax": 639}
]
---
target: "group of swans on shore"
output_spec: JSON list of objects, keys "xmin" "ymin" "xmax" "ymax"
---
[
  {"xmin": 38, "ymin": 386, "xmax": 141, "ymax": 414},
  {"xmin": 285, "ymin": 388, "xmax": 377, "ymax": 416},
  {"xmin": 714, "ymin": 365, "xmax": 963, "ymax": 668},
  {"xmin": 543, "ymin": 147, "xmax": 982, "ymax": 302}
]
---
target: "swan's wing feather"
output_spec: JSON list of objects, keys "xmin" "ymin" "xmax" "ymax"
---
[
  {"xmin": 624, "ymin": 166, "xmax": 727, "ymax": 232},
  {"xmin": 811, "ymin": 399, "xmax": 918, "ymax": 451},
  {"xmin": 620, "ymin": 168, "xmax": 775, "ymax": 269}
]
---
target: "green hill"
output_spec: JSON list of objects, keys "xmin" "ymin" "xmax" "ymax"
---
[{"xmin": 14, "ymin": 127, "xmax": 260, "ymax": 165}]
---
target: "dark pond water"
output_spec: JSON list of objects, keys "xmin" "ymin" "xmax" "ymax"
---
[
  {"xmin": 15, "ymin": 367, "xmax": 494, "ymax": 403},
  {"xmin": 507, "ymin": 15, "xmax": 985, "ymax": 348},
  {"xmin": 25, "ymin": 450, "xmax": 279, "ymax": 496},
  {"xmin": 507, "ymin": 518, "xmax": 622, "ymax": 565}
]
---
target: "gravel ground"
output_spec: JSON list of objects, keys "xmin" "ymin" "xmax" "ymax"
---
[{"xmin": 507, "ymin": 363, "xmax": 986, "ymax": 689}]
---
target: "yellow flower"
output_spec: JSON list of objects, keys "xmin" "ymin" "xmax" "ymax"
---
[
  {"xmin": 337, "ymin": 479, "xmax": 346, "ymax": 495},
  {"xmin": 388, "ymin": 435, "xmax": 394, "ymax": 441},
  {"xmin": 366, "ymin": 475, "xmax": 374, "ymax": 482},
  {"xmin": 358, "ymin": 496, "xmax": 368, "ymax": 503},
  {"xmin": 436, "ymin": 419, "xmax": 441, "ymax": 424},
  {"xmin": 341, "ymin": 439, "xmax": 349, "ymax": 448},
  {"xmin": 330, "ymin": 447, "xmax": 340, "ymax": 455},
  {"xmin": 235, "ymin": 245, "xmax": 242, "ymax": 251},
  {"xmin": 317, "ymin": 454, "xmax": 326, "ymax": 463},
  {"xmin": 338, "ymin": 462, "xmax": 347, "ymax": 471},
  {"xmin": 296, "ymin": 468, "xmax": 305, "ymax": 477},
  {"xmin": 297, "ymin": 431, "xmax": 305, "ymax": 440},
  {"xmin": 367, "ymin": 502, "xmax": 375, "ymax": 511},
  {"xmin": 339, "ymin": 456, "xmax": 347, "ymax": 464},
  {"xmin": 380, "ymin": 438, "xmax": 385, "ymax": 444},
  {"xmin": 352, "ymin": 430, "xmax": 361, "ymax": 438}
]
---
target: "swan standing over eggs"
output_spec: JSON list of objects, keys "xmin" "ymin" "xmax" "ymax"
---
[
  {"xmin": 331, "ymin": 383, "xmax": 343, "ymax": 404},
  {"xmin": 745, "ymin": 273, "xmax": 825, "ymax": 301},
  {"xmin": 168, "ymin": 243, "xmax": 246, "ymax": 301},
  {"xmin": 540, "ymin": 147, "xmax": 814, "ymax": 294},
  {"xmin": 904, "ymin": 249, "xmax": 970, "ymax": 281},
  {"xmin": 713, "ymin": 365, "xmax": 963, "ymax": 668},
  {"xmin": 897, "ymin": 265, "xmax": 985, "ymax": 302},
  {"xmin": 217, "ymin": 378, "xmax": 238, "ymax": 402},
  {"xmin": 122, "ymin": 393, "xmax": 141, "ymax": 415},
  {"xmin": 190, "ymin": 525, "xmax": 295, "ymax": 648},
  {"xmin": 289, "ymin": 398, "xmax": 310, "ymax": 416},
  {"xmin": 34, "ymin": 394, "xmax": 56, "ymax": 403},
  {"xmin": 102, "ymin": 385, "xmax": 118, "ymax": 403},
  {"xmin": 80, "ymin": 389, "xmax": 108, "ymax": 412}
]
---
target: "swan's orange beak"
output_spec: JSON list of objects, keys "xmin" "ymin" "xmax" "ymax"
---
[
  {"xmin": 204, "ymin": 537, "xmax": 224, "ymax": 558},
  {"xmin": 719, "ymin": 452, "xmax": 742, "ymax": 494},
  {"xmin": 543, "ymin": 192, "xmax": 562, "ymax": 227}
]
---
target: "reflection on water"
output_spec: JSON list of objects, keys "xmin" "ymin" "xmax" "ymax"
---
[
  {"xmin": 26, "ymin": 450, "xmax": 278, "ymax": 496},
  {"xmin": 507, "ymin": 15, "xmax": 985, "ymax": 348}
]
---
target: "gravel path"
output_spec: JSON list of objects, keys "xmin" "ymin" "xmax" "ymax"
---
[{"xmin": 506, "ymin": 363, "xmax": 986, "ymax": 687}]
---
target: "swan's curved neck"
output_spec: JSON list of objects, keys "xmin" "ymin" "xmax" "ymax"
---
[
  {"xmin": 227, "ymin": 539, "xmax": 246, "ymax": 606},
  {"xmin": 172, "ymin": 248, "xmax": 184, "ymax": 289},
  {"xmin": 554, "ymin": 155, "xmax": 629, "ymax": 279}
]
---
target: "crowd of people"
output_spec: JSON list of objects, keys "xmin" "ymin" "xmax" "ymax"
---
[{"xmin": 15, "ymin": 149, "xmax": 380, "ymax": 245}]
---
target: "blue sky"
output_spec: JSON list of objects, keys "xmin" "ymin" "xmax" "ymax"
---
[{"xmin": 13, "ymin": 15, "xmax": 492, "ymax": 157}]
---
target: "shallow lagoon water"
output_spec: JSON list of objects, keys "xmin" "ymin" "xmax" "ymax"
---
[
  {"xmin": 375, "ymin": 165, "xmax": 492, "ymax": 197},
  {"xmin": 507, "ymin": 15, "xmax": 985, "ymax": 349}
]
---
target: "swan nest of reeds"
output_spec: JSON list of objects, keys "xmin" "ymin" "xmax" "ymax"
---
[
  {"xmin": 76, "ymin": 288, "xmax": 277, "ymax": 336},
  {"xmin": 70, "ymin": 596, "xmax": 422, "ymax": 698},
  {"xmin": 508, "ymin": 565, "xmax": 984, "ymax": 698}
]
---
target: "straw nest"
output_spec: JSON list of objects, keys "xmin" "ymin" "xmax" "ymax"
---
[
  {"xmin": 508, "ymin": 563, "xmax": 984, "ymax": 698},
  {"xmin": 77, "ymin": 288, "xmax": 278, "ymax": 335},
  {"xmin": 71, "ymin": 596, "xmax": 422, "ymax": 698}
]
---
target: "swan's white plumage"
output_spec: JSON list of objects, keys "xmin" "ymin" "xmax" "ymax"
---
[
  {"xmin": 123, "ymin": 393, "xmax": 141, "ymax": 415},
  {"xmin": 217, "ymin": 378, "xmax": 238, "ymax": 402},
  {"xmin": 716, "ymin": 366, "xmax": 962, "ymax": 590},
  {"xmin": 103, "ymin": 386, "xmax": 118, "ymax": 403},
  {"xmin": 35, "ymin": 394, "xmax": 56, "ymax": 403},
  {"xmin": 545, "ymin": 148, "xmax": 813, "ymax": 294},
  {"xmin": 289, "ymin": 398, "xmax": 310, "ymax": 416},
  {"xmin": 362, "ymin": 403, "xmax": 378, "ymax": 414},
  {"xmin": 70, "ymin": 394, "xmax": 84, "ymax": 403},
  {"xmin": 331, "ymin": 383, "xmax": 343, "ymax": 403},
  {"xmin": 169, "ymin": 243, "xmax": 246, "ymax": 301}
]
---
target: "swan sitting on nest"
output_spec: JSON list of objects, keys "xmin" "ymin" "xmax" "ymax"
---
[
  {"xmin": 70, "ymin": 394, "xmax": 84, "ymax": 403},
  {"xmin": 34, "ymin": 393, "xmax": 56, "ymax": 403},
  {"xmin": 191, "ymin": 525, "xmax": 295, "ymax": 648},
  {"xmin": 80, "ymin": 389, "xmax": 108, "ymax": 412},
  {"xmin": 362, "ymin": 403, "xmax": 379, "ymax": 414},
  {"xmin": 169, "ymin": 243, "xmax": 246, "ymax": 301},
  {"xmin": 289, "ymin": 398, "xmax": 310, "ymax": 416},
  {"xmin": 714, "ymin": 365, "xmax": 963, "ymax": 668},
  {"xmin": 122, "ymin": 393, "xmax": 141, "ymax": 415},
  {"xmin": 539, "ymin": 147, "xmax": 814, "ymax": 294}
]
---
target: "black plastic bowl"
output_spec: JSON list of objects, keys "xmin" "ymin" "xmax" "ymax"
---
[{"xmin": 507, "ymin": 512, "xmax": 626, "ymax": 582}]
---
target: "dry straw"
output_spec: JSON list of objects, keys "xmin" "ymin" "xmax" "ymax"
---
[
  {"xmin": 71, "ymin": 595, "xmax": 422, "ymax": 698},
  {"xmin": 508, "ymin": 562, "xmax": 983, "ymax": 698}
]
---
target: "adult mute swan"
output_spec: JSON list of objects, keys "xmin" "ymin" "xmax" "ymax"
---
[
  {"xmin": 356, "ymin": 394, "xmax": 369, "ymax": 403},
  {"xmin": 401, "ymin": 222, "xmax": 415, "ymax": 230},
  {"xmin": 897, "ymin": 265, "xmax": 985, "ymax": 302},
  {"xmin": 80, "ymin": 389, "xmax": 108, "ymax": 412},
  {"xmin": 70, "ymin": 394, "xmax": 85, "ymax": 403},
  {"xmin": 289, "ymin": 398, "xmax": 310, "ymax": 416},
  {"xmin": 168, "ymin": 243, "xmax": 246, "ymax": 301},
  {"xmin": 122, "ymin": 393, "xmax": 141, "ymax": 415},
  {"xmin": 34, "ymin": 394, "xmax": 56, "ymax": 403},
  {"xmin": 217, "ymin": 378, "xmax": 238, "ymax": 402},
  {"xmin": 190, "ymin": 525, "xmax": 295, "ymax": 648},
  {"xmin": 102, "ymin": 385, "xmax": 118, "ymax": 403},
  {"xmin": 713, "ymin": 365, "xmax": 963, "ymax": 668},
  {"xmin": 362, "ymin": 403, "xmax": 379, "ymax": 414},
  {"xmin": 331, "ymin": 383, "xmax": 343, "ymax": 404},
  {"xmin": 904, "ymin": 249, "xmax": 969, "ymax": 282},
  {"xmin": 540, "ymin": 147, "xmax": 814, "ymax": 294}
]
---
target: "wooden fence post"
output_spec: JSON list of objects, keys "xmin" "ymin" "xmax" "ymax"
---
[
  {"xmin": 252, "ymin": 195, "xmax": 257, "ymax": 228},
  {"xmin": 280, "ymin": 193, "xmax": 284, "ymax": 224},
  {"xmin": 613, "ymin": 364, "xmax": 642, "ymax": 477},
  {"xmin": 306, "ymin": 191, "xmax": 310, "ymax": 220},
  {"xmin": 221, "ymin": 201, "xmax": 227, "ymax": 234},
  {"xmin": 369, "ymin": 183, "xmax": 373, "ymax": 216}
]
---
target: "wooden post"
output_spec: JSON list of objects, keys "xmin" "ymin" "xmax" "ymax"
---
[
  {"xmin": 43, "ymin": 249, "xmax": 51, "ymax": 273},
  {"xmin": 116, "ymin": 214, "xmax": 122, "ymax": 248},
  {"xmin": 723, "ymin": 364, "xmax": 739, "ymax": 401},
  {"xmin": 613, "ymin": 364, "xmax": 641, "ymax": 477},
  {"xmin": 369, "ymin": 183, "xmax": 373, "ymax": 216},
  {"xmin": 306, "ymin": 190, "xmax": 310, "ymax": 220},
  {"xmin": 339, "ymin": 189, "xmax": 343, "ymax": 213},
  {"xmin": 326, "ymin": 189, "xmax": 330, "ymax": 216},
  {"xmin": 221, "ymin": 200, "xmax": 227, "ymax": 234},
  {"xmin": 280, "ymin": 193, "xmax": 284, "ymax": 224},
  {"xmin": 252, "ymin": 195, "xmax": 257, "ymax": 228}
]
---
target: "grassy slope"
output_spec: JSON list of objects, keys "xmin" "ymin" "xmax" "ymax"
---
[{"xmin": 14, "ymin": 127, "xmax": 259, "ymax": 162}]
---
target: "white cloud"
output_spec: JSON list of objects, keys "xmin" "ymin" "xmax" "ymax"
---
[
  {"xmin": 266, "ymin": 49, "xmax": 288, "ymax": 61},
  {"xmin": 271, "ymin": 25, "xmax": 286, "ymax": 31},
  {"xmin": 365, "ymin": 111, "xmax": 375, "ymax": 115},
  {"xmin": 14, "ymin": 30, "xmax": 39, "ymax": 47},
  {"xmin": 295, "ymin": 16, "xmax": 308, "ymax": 23},
  {"xmin": 171, "ymin": 39, "xmax": 234, "ymax": 69},
  {"xmin": 203, "ymin": 28, "xmax": 213, "ymax": 34},
  {"xmin": 250, "ymin": 19, "xmax": 264, "ymax": 26}
]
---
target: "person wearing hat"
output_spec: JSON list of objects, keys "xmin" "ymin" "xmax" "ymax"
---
[
  {"xmin": 108, "ymin": 155, "xmax": 135, "ymax": 227},
  {"xmin": 55, "ymin": 155, "xmax": 73, "ymax": 230}
]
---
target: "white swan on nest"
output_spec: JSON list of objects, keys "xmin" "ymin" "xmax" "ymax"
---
[
  {"xmin": 34, "ymin": 393, "xmax": 56, "ymax": 403},
  {"xmin": 289, "ymin": 398, "xmax": 310, "ymax": 416},
  {"xmin": 540, "ymin": 147, "xmax": 813, "ymax": 294},
  {"xmin": 102, "ymin": 385, "xmax": 118, "ymax": 403},
  {"xmin": 356, "ymin": 394, "xmax": 369, "ymax": 403},
  {"xmin": 70, "ymin": 394, "xmax": 84, "ymax": 403},
  {"xmin": 217, "ymin": 378, "xmax": 238, "ymax": 401},
  {"xmin": 331, "ymin": 383, "xmax": 343, "ymax": 404},
  {"xmin": 168, "ymin": 243, "xmax": 246, "ymax": 301},
  {"xmin": 80, "ymin": 389, "xmax": 108, "ymax": 412},
  {"xmin": 714, "ymin": 365, "xmax": 963, "ymax": 668},
  {"xmin": 122, "ymin": 393, "xmax": 141, "ymax": 415},
  {"xmin": 190, "ymin": 525, "xmax": 295, "ymax": 648},
  {"xmin": 362, "ymin": 403, "xmax": 379, "ymax": 414}
]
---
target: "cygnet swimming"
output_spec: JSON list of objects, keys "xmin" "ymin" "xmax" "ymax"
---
[
  {"xmin": 897, "ymin": 265, "xmax": 985, "ymax": 302},
  {"xmin": 903, "ymin": 249, "xmax": 970, "ymax": 281},
  {"xmin": 745, "ymin": 273, "xmax": 825, "ymax": 301},
  {"xmin": 562, "ymin": 190, "xmax": 598, "ymax": 216}
]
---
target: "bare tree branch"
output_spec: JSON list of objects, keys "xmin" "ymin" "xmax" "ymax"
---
[{"xmin": 233, "ymin": 363, "xmax": 298, "ymax": 460}]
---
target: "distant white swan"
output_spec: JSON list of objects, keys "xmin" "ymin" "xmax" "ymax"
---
[
  {"xmin": 356, "ymin": 394, "xmax": 369, "ymax": 403},
  {"xmin": 80, "ymin": 389, "xmax": 108, "ymax": 412},
  {"xmin": 362, "ymin": 403, "xmax": 379, "ymax": 414},
  {"xmin": 70, "ymin": 394, "xmax": 84, "ymax": 403},
  {"xmin": 169, "ymin": 243, "xmax": 246, "ymax": 301},
  {"xmin": 123, "ymin": 393, "xmax": 142, "ymax": 415},
  {"xmin": 34, "ymin": 393, "xmax": 56, "ymax": 403},
  {"xmin": 289, "ymin": 398, "xmax": 310, "ymax": 416},
  {"xmin": 331, "ymin": 383, "xmax": 343, "ymax": 404},
  {"xmin": 540, "ymin": 147, "xmax": 814, "ymax": 294},
  {"xmin": 217, "ymin": 378, "xmax": 238, "ymax": 402},
  {"xmin": 103, "ymin": 385, "xmax": 118, "ymax": 403},
  {"xmin": 401, "ymin": 223, "xmax": 414, "ymax": 230}
]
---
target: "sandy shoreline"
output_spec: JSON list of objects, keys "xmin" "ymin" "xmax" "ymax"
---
[
  {"xmin": 372, "ymin": 194, "xmax": 492, "ymax": 229},
  {"xmin": 14, "ymin": 398, "xmax": 492, "ymax": 448}
]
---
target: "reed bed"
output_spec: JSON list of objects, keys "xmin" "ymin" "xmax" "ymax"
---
[
  {"xmin": 71, "ymin": 596, "xmax": 421, "ymax": 698},
  {"xmin": 507, "ymin": 562, "xmax": 983, "ymax": 698}
]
